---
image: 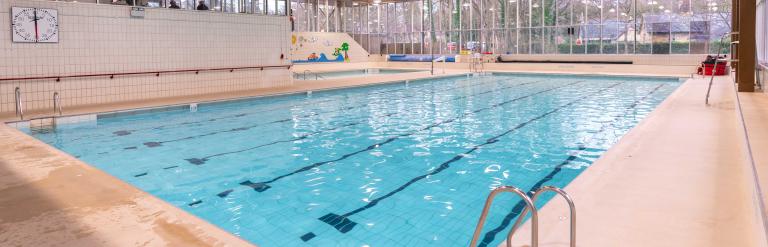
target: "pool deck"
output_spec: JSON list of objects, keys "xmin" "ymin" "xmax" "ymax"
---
[
  {"xmin": 509, "ymin": 76, "xmax": 768, "ymax": 247},
  {"xmin": 1, "ymin": 64, "xmax": 766, "ymax": 246}
]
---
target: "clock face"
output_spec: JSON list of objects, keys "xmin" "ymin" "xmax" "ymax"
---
[{"xmin": 11, "ymin": 7, "xmax": 59, "ymax": 43}]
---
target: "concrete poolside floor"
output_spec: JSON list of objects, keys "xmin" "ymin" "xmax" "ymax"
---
[
  {"xmin": 0, "ymin": 65, "xmax": 765, "ymax": 246},
  {"xmin": 509, "ymin": 76, "xmax": 766, "ymax": 246}
]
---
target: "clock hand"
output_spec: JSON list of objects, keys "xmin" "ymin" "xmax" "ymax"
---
[{"xmin": 33, "ymin": 10, "xmax": 39, "ymax": 41}]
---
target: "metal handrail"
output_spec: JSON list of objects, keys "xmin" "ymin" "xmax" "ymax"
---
[
  {"xmin": 705, "ymin": 34, "xmax": 729, "ymax": 105},
  {"xmin": 15, "ymin": 87, "xmax": 24, "ymax": 120},
  {"xmin": 0, "ymin": 65, "xmax": 292, "ymax": 82},
  {"xmin": 301, "ymin": 70, "xmax": 326, "ymax": 80},
  {"xmin": 470, "ymin": 186, "xmax": 538, "ymax": 247},
  {"xmin": 470, "ymin": 53, "xmax": 485, "ymax": 73},
  {"xmin": 508, "ymin": 186, "xmax": 576, "ymax": 247},
  {"xmin": 53, "ymin": 92, "xmax": 62, "ymax": 116}
]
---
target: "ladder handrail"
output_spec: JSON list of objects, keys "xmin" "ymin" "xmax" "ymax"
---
[
  {"xmin": 470, "ymin": 53, "xmax": 485, "ymax": 73},
  {"xmin": 53, "ymin": 92, "xmax": 62, "ymax": 116},
  {"xmin": 300, "ymin": 69, "xmax": 325, "ymax": 80},
  {"xmin": 508, "ymin": 186, "xmax": 576, "ymax": 247},
  {"xmin": 705, "ymin": 33, "xmax": 729, "ymax": 105},
  {"xmin": 15, "ymin": 87, "xmax": 24, "ymax": 120},
  {"xmin": 469, "ymin": 186, "xmax": 539, "ymax": 247}
]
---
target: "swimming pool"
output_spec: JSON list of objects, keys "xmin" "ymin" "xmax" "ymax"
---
[
  {"xmin": 19, "ymin": 73, "xmax": 680, "ymax": 247},
  {"xmin": 294, "ymin": 68, "xmax": 422, "ymax": 80}
]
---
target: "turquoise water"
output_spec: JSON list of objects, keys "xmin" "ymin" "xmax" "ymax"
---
[
  {"xmin": 22, "ymin": 74, "xmax": 680, "ymax": 247},
  {"xmin": 295, "ymin": 69, "xmax": 421, "ymax": 80}
]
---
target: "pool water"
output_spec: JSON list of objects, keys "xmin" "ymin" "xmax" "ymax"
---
[
  {"xmin": 295, "ymin": 69, "xmax": 421, "ymax": 80},
  {"xmin": 21, "ymin": 73, "xmax": 680, "ymax": 247}
]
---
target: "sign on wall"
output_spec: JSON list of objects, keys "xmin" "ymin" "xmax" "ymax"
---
[{"xmin": 11, "ymin": 7, "xmax": 59, "ymax": 43}]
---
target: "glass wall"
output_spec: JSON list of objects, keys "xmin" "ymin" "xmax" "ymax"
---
[
  {"xmin": 759, "ymin": 0, "xmax": 767, "ymax": 64},
  {"xmin": 78, "ymin": 0, "xmax": 289, "ymax": 15},
  {"xmin": 292, "ymin": 0, "xmax": 731, "ymax": 55}
]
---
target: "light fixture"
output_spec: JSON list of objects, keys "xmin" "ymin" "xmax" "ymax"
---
[
  {"xmin": 532, "ymin": 3, "xmax": 539, "ymax": 7},
  {"xmin": 462, "ymin": 2, "xmax": 470, "ymax": 7},
  {"xmin": 353, "ymin": 2, "xmax": 358, "ymax": 5},
  {"xmin": 664, "ymin": 9, "xmax": 670, "ymax": 13},
  {"xmin": 658, "ymin": 5, "xmax": 664, "ymax": 9},
  {"xmin": 609, "ymin": 8, "xmax": 615, "ymax": 12}
]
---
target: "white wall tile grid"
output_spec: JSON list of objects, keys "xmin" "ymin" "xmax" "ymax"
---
[{"xmin": 0, "ymin": 0, "xmax": 293, "ymax": 115}]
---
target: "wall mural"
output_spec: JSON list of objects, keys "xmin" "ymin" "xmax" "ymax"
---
[{"xmin": 291, "ymin": 33, "xmax": 353, "ymax": 63}]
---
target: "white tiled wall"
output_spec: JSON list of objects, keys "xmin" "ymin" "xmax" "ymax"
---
[{"xmin": 0, "ymin": 0, "xmax": 293, "ymax": 115}]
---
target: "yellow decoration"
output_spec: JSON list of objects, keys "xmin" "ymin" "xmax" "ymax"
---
[{"xmin": 291, "ymin": 35, "xmax": 297, "ymax": 45}]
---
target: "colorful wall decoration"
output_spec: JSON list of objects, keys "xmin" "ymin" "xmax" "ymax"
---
[{"xmin": 290, "ymin": 32, "xmax": 368, "ymax": 63}]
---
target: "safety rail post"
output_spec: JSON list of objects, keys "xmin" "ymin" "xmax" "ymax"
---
[{"xmin": 706, "ymin": 33, "xmax": 730, "ymax": 105}]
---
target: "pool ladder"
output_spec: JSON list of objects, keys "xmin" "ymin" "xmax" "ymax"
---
[
  {"xmin": 300, "ymin": 70, "xmax": 326, "ymax": 80},
  {"xmin": 53, "ymin": 92, "xmax": 63, "ymax": 116},
  {"xmin": 470, "ymin": 54, "xmax": 485, "ymax": 73},
  {"xmin": 15, "ymin": 87, "xmax": 24, "ymax": 120},
  {"xmin": 469, "ymin": 185, "xmax": 576, "ymax": 247}
]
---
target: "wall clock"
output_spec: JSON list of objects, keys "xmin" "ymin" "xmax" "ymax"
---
[{"xmin": 11, "ymin": 7, "xmax": 59, "ymax": 43}]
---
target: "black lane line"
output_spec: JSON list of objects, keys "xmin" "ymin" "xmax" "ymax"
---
[
  {"xmin": 182, "ymin": 80, "xmax": 544, "ymax": 165},
  {"xmin": 220, "ymin": 80, "xmax": 584, "ymax": 198},
  {"xmin": 184, "ymin": 118, "xmax": 392, "ymax": 165},
  {"xmin": 128, "ymin": 79, "xmax": 533, "ymax": 180},
  {"xmin": 111, "ymin": 98, "xmax": 337, "ymax": 137},
  {"xmin": 142, "ymin": 107, "xmax": 349, "ymax": 148},
  {"xmin": 128, "ymin": 79, "xmax": 535, "ymax": 179},
  {"xmin": 138, "ymin": 78, "xmax": 503, "ymax": 148},
  {"xmin": 112, "ymin": 78, "xmax": 467, "ymax": 137},
  {"xmin": 303, "ymin": 82, "xmax": 623, "ymax": 238},
  {"xmin": 475, "ymin": 83, "xmax": 666, "ymax": 247}
]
